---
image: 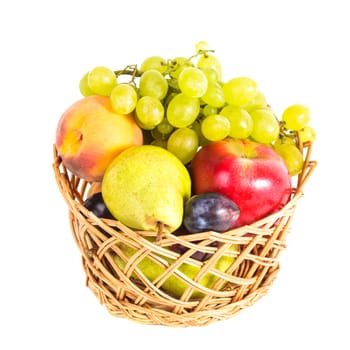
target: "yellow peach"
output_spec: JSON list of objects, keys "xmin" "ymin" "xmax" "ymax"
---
[{"xmin": 56, "ymin": 95, "xmax": 143, "ymax": 181}]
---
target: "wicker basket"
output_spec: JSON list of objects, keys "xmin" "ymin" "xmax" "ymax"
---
[{"xmin": 53, "ymin": 141, "xmax": 316, "ymax": 327}]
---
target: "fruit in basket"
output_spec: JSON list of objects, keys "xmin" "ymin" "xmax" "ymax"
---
[
  {"xmin": 56, "ymin": 95, "xmax": 143, "ymax": 182},
  {"xmin": 170, "ymin": 241, "xmax": 220, "ymax": 262},
  {"xmin": 183, "ymin": 193, "xmax": 240, "ymax": 233},
  {"xmin": 166, "ymin": 93, "xmax": 200, "ymax": 128},
  {"xmin": 191, "ymin": 138, "xmax": 292, "ymax": 227},
  {"xmin": 102, "ymin": 145, "xmax": 191, "ymax": 233},
  {"xmin": 135, "ymin": 96, "xmax": 165, "ymax": 129},
  {"xmin": 281, "ymin": 104, "xmax": 310, "ymax": 131},
  {"xmin": 299, "ymin": 125, "xmax": 316, "ymax": 143},
  {"xmin": 223, "ymin": 77, "xmax": 258, "ymax": 106},
  {"xmin": 139, "ymin": 69, "xmax": 168, "ymax": 100},
  {"xmin": 114, "ymin": 241, "xmax": 238, "ymax": 298},
  {"xmin": 249, "ymin": 107, "xmax": 280, "ymax": 144},
  {"xmin": 83, "ymin": 192, "xmax": 114, "ymax": 219},
  {"xmin": 178, "ymin": 67, "xmax": 208, "ymax": 98},
  {"xmin": 85, "ymin": 66, "xmax": 117, "ymax": 96},
  {"xmin": 110, "ymin": 83, "xmax": 138, "ymax": 115},
  {"xmin": 166, "ymin": 127, "xmax": 199, "ymax": 164},
  {"xmin": 273, "ymin": 142, "xmax": 304, "ymax": 176}
]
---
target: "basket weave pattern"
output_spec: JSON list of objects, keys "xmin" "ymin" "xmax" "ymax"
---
[{"xmin": 53, "ymin": 142, "xmax": 316, "ymax": 327}]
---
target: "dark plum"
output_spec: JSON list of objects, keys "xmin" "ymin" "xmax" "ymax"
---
[
  {"xmin": 183, "ymin": 192, "xmax": 240, "ymax": 233},
  {"xmin": 83, "ymin": 192, "xmax": 115, "ymax": 219},
  {"xmin": 170, "ymin": 241, "xmax": 220, "ymax": 262}
]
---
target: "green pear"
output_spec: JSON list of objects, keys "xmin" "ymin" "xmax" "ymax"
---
[
  {"xmin": 114, "ymin": 242, "xmax": 238, "ymax": 299},
  {"xmin": 102, "ymin": 145, "xmax": 191, "ymax": 233}
]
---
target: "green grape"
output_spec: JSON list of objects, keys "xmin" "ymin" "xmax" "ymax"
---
[
  {"xmin": 190, "ymin": 120, "xmax": 210, "ymax": 147},
  {"xmin": 139, "ymin": 69, "xmax": 168, "ymax": 100},
  {"xmin": 300, "ymin": 125, "xmax": 316, "ymax": 143},
  {"xmin": 151, "ymin": 139, "xmax": 168, "ymax": 148},
  {"xmin": 195, "ymin": 40, "xmax": 210, "ymax": 53},
  {"xmin": 274, "ymin": 135, "xmax": 297, "ymax": 147},
  {"xmin": 197, "ymin": 54, "xmax": 222, "ymax": 81},
  {"xmin": 139, "ymin": 56, "xmax": 168, "ymax": 74},
  {"xmin": 88, "ymin": 66, "xmax": 117, "ymax": 96},
  {"xmin": 166, "ymin": 93, "xmax": 200, "ymax": 128},
  {"xmin": 220, "ymin": 105, "xmax": 253, "ymax": 139},
  {"xmin": 243, "ymin": 91, "xmax": 267, "ymax": 111},
  {"xmin": 79, "ymin": 72, "xmax": 94, "ymax": 96},
  {"xmin": 135, "ymin": 96, "xmax": 164, "ymax": 130},
  {"xmin": 223, "ymin": 77, "xmax": 258, "ymax": 106},
  {"xmin": 202, "ymin": 104, "xmax": 218, "ymax": 117},
  {"xmin": 250, "ymin": 108, "xmax": 279, "ymax": 144},
  {"xmin": 282, "ymin": 104, "xmax": 311, "ymax": 131},
  {"xmin": 151, "ymin": 127, "xmax": 165, "ymax": 140},
  {"xmin": 274, "ymin": 143, "xmax": 304, "ymax": 176},
  {"xmin": 156, "ymin": 118, "xmax": 174, "ymax": 135},
  {"xmin": 169, "ymin": 57, "xmax": 193, "ymax": 79},
  {"xmin": 178, "ymin": 67, "xmax": 208, "ymax": 98},
  {"xmin": 164, "ymin": 91, "xmax": 178, "ymax": 107},
  {"xmin": 201, "ymin": 81, "xmax": 226, "ymax": 108},
  {"xmin": 166, "ymin": 77, "xmax": 180, "ymax": 91},
  {"xmin": 201, "ymin": 114, "xmax": 231, "ymax": 141},
  {"xmin": 110, "ymin": 83, "xmax": 137, "ymax": 114},
  {"xmin": 167, "ymin": 128, "xmax": 199, "ymax": 164},
  {"xmin": 200, "ymin": 68, "xmax": 219, "ymax": 82}
]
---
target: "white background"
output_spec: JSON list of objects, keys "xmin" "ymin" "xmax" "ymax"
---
[{"xmin": 1, "ymin": 0, "xmax": 349, "ymax": 349}]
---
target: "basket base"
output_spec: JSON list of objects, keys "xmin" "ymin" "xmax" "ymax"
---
[{"xmin": 85, "ymin": 262, "xmax": 279, "ymax": 327}]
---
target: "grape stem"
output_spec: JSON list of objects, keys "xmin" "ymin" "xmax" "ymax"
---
[
  {"xmin": 114, "ymin": 64, "xmax": 141, "ymax": 85},
  {"xmin": 165, "ymin": 49, "xmax": 216, "ymax": 77},
  {"xmin": 112, "ymin": 49, "xmax": 215, "ymax": 86},
  {"xmin": 187, "ymin": 49, "xmax": 215, "ymax": 61},
  {"xmin": 278, "ymin": 121, "xmax": 300, "ymax": 146}
]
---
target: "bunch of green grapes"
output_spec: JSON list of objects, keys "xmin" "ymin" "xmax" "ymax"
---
[
  {"xmin": 78, "ymin": 41, "xmax": 316, "ymax": 176},
  {"xmin": 273, "ymin": 104, "xmax": 316, "ymax": 176}
]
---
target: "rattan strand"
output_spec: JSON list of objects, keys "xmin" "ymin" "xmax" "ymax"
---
[{"xmin": 53, "ymin": 141, "xmax": 317, "ymax": 327}]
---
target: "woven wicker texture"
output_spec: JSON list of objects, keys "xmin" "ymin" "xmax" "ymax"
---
[{"xmin": 53, "ymin": 141, "xmax": 316, "ymax": 327}]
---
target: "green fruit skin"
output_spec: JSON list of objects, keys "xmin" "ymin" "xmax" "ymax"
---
[
  {"xmin": 102, "ymin": 145, "xmax": 191, "ymax": 233},
  {"xmin": 115, "ymin": 242, "xmax": 238, "ymax": 299}
]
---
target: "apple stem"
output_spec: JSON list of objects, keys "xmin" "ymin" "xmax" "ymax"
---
[{"xmin": 156, "ymin": 222, "xmax": 164, "ymax": 242}]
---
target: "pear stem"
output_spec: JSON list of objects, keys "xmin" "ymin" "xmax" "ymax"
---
[{"xmin": 156, "ymin": 222, "xmax": 164, "ymax": 242}]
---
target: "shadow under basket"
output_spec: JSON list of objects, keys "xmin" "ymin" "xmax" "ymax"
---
[{"xmin": 53, "ymin": 142, "xmax": 317, "ymax": 327}]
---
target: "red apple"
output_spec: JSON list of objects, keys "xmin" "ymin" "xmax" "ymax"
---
[{"xmin": 191, "ymin": 138, "xmax": 292, "ymax": 227}]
